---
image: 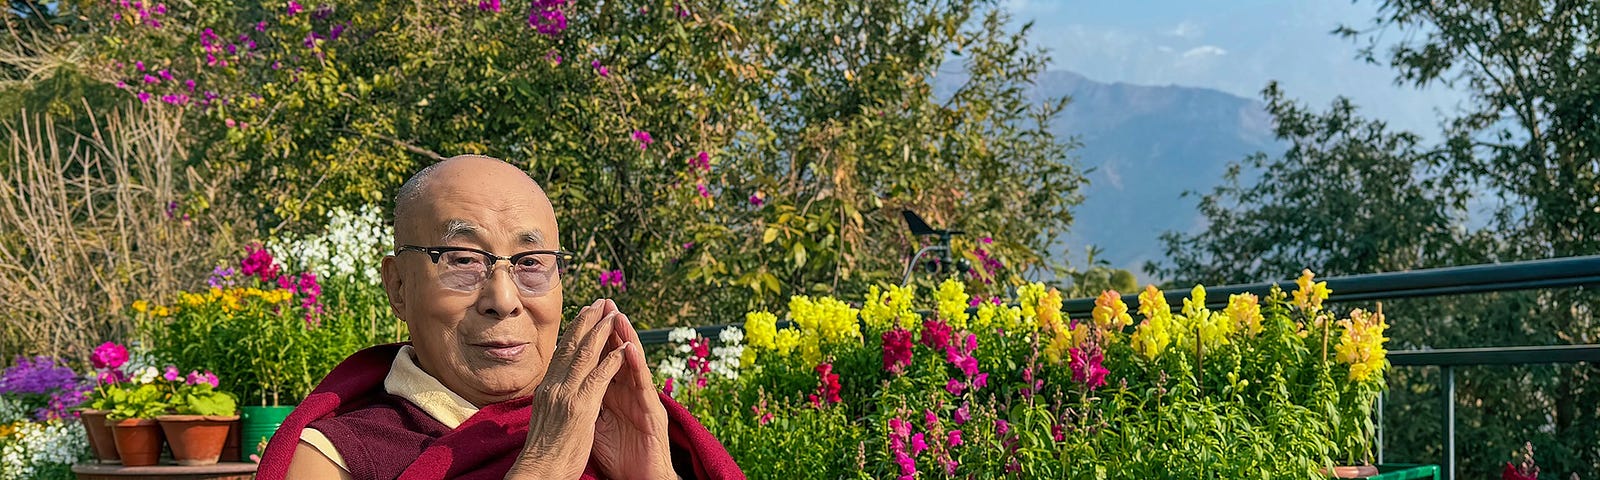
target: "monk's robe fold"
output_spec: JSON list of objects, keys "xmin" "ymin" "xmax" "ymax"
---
[{"xmin": 255, "ymin": 343, "xmax": 745, "ymax": 480}]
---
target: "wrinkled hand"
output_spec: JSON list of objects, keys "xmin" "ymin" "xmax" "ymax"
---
[
  {"xmin": 592, "ymin": 309, "xmax": 676, "ymax": 480},
  {"xmin": 507, "ymin": 299, "xmax": 631, "ymax": 480}
]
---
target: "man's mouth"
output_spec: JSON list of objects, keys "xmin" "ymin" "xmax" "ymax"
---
[{"xmin": 471, "ymin": 341, "xmax": 530, "ymax": 361}]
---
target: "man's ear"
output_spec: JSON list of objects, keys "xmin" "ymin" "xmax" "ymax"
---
[{"xmin": 381, "ymin": 255, "xmax": 405, "ymax": 316}]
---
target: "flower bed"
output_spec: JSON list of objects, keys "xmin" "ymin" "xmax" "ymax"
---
[{"xmin": 661, "ymin": 273, "xmax": 1391, "ymax": 478}]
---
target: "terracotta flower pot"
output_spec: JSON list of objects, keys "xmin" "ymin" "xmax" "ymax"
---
[
  {"xmin": 78, "ymin": 410, "xmax": 121, "ymax": 463},
  {"xmin": 221, "ymin": 417, "xmax": 242, "ymax": 462},
  {"xmin": 109, "ymin": 418, "xmax": 165, "ymax": 467},
  {"xmin": 1326, "ymin": 465, "xmax": 1381, "ymax": 478},
  {"xmin": 158, "ymin": 414, "xmax": 240, "ymax": 466}
]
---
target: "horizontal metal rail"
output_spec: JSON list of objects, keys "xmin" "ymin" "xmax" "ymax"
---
[{"xmin": 1382, "ymin": 344, "xmax": 1600, "ymax": 480}]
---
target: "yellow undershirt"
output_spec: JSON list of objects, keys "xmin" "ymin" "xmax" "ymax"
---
[{"xmin": 299, "ymin": 345, "xmax": 480, "ymax": 472}]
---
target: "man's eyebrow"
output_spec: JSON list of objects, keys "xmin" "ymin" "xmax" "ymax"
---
[
  {"xmin": 517, "ymin": 228, "xmax": 547, "ymax": 247},
  {"xmin": 440, "ymin": 219, "xmax": 481, "ymax": 242}
]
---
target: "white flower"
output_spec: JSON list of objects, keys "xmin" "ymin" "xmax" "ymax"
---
[
  {"xmin": 276, "ymin": 205, "xmax": 392, "ymax": 284},
  {"xmin": 133, "ymin": 366, "xmax": 159, "ymax": 384},
  {"xmin": 0, "ymin": 420, "xmax": 86, "ymax": 480},
  {"xmin": 718, "ymin": 326, "xmax": 744, "ymax": 345},
  {"xmin": 668, "ymin": 327, "xmax": 699, "ymax": 344}
]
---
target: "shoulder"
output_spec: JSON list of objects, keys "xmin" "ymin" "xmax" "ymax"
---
[{"xmin": 287, "ymin": 439, "xmax": 355, "ymax": 480}]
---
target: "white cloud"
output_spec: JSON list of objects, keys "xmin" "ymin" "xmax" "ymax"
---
[
  {"xmin": 1167, "ymin": 20, "xmax": 1203, "ymax": 39},
  {"xmin": 1181, "ymin": 45, "xmax": 1227, "ymax": 59}
]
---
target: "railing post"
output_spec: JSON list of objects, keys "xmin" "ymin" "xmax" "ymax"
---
[
  {"xmin": 1377, "ymin": 389, "xmax": 1384, "ymax": 465},
  {"xmin": 1443, "ymin": 366, "xmax": 1455, "ymax": 480}
]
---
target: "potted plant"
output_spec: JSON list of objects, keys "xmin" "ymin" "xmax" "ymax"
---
[
  {"xmin": 157, "ymin": 370, "xmax": 239, "ymax": 465},
  {"xmin": 81, "ymin": 341, "xmax": 134, "ymax": 463},
  {"xmin": 100, "ymin": 366, "xmax": 170, "ymax": 467},
  {"xmin": 136, "ymin": 244, "xmax": 382, "ymax": 459}
]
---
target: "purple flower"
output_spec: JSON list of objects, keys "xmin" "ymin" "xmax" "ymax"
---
[
  {"xmin": 115, "ymin": 81, "xmax": 128, "ymax": 89},
  {"xmin": 159, "ymin": 69, "xmax": 173, "ymax": 81},
  {"xmin": 478, "ymin": 0, "xmax": 501, "ymax": 11},
  {"xmin": 923, "ymin": 409, "xmax": 939, "ymax": 430},
  {"xmin": 529, "ymin": 1, "xmax": 568, "ymax": 37},
  {"xmin": 1069, "ymin": 347, "xmax": 1109, "ymax": 390},
  {"xmin": 749, "ymin": 194, "xmax": 764, "ymax": 206},
  {"xmin": 544, "ymin": 50, "xmax": 563, "ymax": 65},
  {"xmin": 591, "ymin": 60, "xmax": 609, "ymax": 77},
  {"xmin": 91, "ymin": 342, "xmax": 129, "ymax": 369},
  {"xmin": 286, "ymin": 0, "xmax": 303, "ymax": 16},
  {"xmin": 153, "ymin": 3, "xmax": 167, "ymax": 15},
  {"xmin": 256, "ymin": 20, "xmax": 269, "ymax": 32},
  {"xmin": 329, "ymin": 23, "xmax": 347, "ymax": 40},
  {"xmin": 682, "ymin": 242, "xmax": 695, "ymax": 250},
  {"xmin": 995, "ymin": 419, "xmax": 1010, "ymax": 436},
  {"xmin": 1052, "ymin": 423, "xmax": 1065, "ymax": 442},
  {"xmin": 311, "ymin": 3, "xmax": 333, "ymax": 20},
  {"xmin": 1, "ymin": 356, "xmax": 80, "ymax": 395}
]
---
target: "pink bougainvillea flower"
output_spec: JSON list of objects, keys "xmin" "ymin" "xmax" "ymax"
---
[
  {"xmin": 478, "ymin": 0, "xmax": 501, "ymax": 12},
  {"xmin": 696, "ymin": 182, "xmax": 711, "ymax": 198},
  {"xmin": 749, "ymin": 194, "xmax": 763, "ymax": 206},
  {"xmin": 528, "ymin": 0, "xmax": 568, "ymax": 36},
  {"xmin": 184, "ymin": 79, "xmax": 196, "ymax": 91},
  {"xmin": 632, "ymin": 130, "xmax": 653, "ymax": 150},
  {"xmin": 142, "ymin": 74, "xmax": 159, "ymax": 84},
  {"xmin": 91, "ymin": 342, "xmax": 129, "ymax": 370},
  {"xmin": 591, "ymin": 60, "xmax": 609, "ymax": 77},
  {"xmin": 598, "ymin": 269, "xmax": 626, "ymax": 290},
  {"xmin": 256, "ymin": 20, "xmax": 269, "ymax": 32},
  {"xmin": 690, "ymin": 151, "xmax": 711, "ymax": 171},
  {"xmin": 286, "ymin": 0, "xmax": 303, "ymax": 16}
]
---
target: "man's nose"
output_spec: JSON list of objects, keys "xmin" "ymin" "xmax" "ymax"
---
[{"xmin": 476, "ymin": 264, "xmax": 523, "ymax": 319}]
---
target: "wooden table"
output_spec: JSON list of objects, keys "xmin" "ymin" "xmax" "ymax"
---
[{"xmin": 72, "ymin": 461, "xmax": 257, "ymax": 480}]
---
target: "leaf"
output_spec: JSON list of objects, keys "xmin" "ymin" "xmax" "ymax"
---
[{"xmin": 763, "ymin": 227, "xmax": 779, "ymax": 244}]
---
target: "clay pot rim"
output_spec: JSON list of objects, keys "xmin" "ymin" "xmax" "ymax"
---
[
  {"xmin": 157, "ymin": 414, "xmax": 241, "ymax": 422},
  {"xmin": 109, "ymin": 417, "xmax": 160, "ymax": 426}
]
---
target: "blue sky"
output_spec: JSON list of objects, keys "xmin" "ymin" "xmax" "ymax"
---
[{"xmin": 1007, "ymin": 0, "xmax": 1465, "ymax": 137}]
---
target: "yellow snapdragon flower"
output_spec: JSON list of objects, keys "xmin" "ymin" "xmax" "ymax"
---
[
  {"xmin": 1225, "ymin": 293, "xmax": 1264, "ymax": 336},
  {"xmin": 1036, "ymin": 287, "xmax": 1064, "ymax": 333},
  {"xmin": 1136, "ymin": 284, "xmax": 1168, "ymax": 319},
  {"xmin": 934, "ymin": 279, "xmax": 971, "ymax": 330},
  {"xmin": 973, "ymin": 303, "xmax": 997, "ymax": 331},
  {"xmin": 1017, "ymin": 282, "xmax": 1047, "ymax": 326},
  {"xmin": 1293, "ymin": 269, "xmax": 1331, "ymax": 312},
  {"xmin": 1130, "ymin": 313, "xmax": 1172, "ymax": 360},
  {"xmin": 744, "ymin": 311, "xmax": 778, "ymax": 350},
  {"xmin": 1334, "ymin": 308, "xmax": 1389, "ymax": 382},
  {"xmin": 1091, "ymin": 290, "xmax": 1132, "ymax": 330}
]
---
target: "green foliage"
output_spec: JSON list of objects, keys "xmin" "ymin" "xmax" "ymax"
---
[
  {"xmin": 80, "ymin": 0, "xmax": 1083, "ymax": 330},
  {"xmin": 1154, "ymin": 1, "xmax": 1600, "ymax": 475},
  {"xmin": 167, "ymin": 383, "xmax": 238, "ymax": 417},
  {"xmin": 102, "ymin": 383, "xmax": 167, "ymax": 421},
  {"xmin": 670, "ymin": 279, "xmax": 1387, "ymax": 476}
]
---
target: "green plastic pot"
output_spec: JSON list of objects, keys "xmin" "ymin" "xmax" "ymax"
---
[{"xmin": 240, "ymin": 405, "xmax": 296, "ymax": 459}]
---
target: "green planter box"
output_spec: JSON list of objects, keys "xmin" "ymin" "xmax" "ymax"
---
[{"xmin": 1365, "ymin": 464, "xmax": 1440, "ymax": 480}]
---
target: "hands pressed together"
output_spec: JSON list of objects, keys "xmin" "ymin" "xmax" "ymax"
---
[{"xmin": 506, "ymin": 299, "xmax": 677, "ymax": 480}]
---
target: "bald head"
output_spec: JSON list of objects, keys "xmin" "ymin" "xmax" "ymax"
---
[{"xmin": 392, "ymin": 155, "xmax": 554, "ymax": 248}]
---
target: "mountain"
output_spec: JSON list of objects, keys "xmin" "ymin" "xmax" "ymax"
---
[{"xmin": 935, "ymin": 70, "xmax": 1284, "ymax": 282}]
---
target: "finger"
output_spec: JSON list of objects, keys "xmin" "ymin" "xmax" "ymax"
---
[
  {"xmin": 568, "ymin": 310, "xmax": 620, "ymax": 376},
  {"xmin": 585, "ymin": 341, "xmax": 630, "ymax": 393},
  {"xmin": 543, "ymin": 303, "xmax": 597, "ymax": 385},
  {"xmin": 613, "ymin": 315, "xmax": 655, "ymax": 391}
]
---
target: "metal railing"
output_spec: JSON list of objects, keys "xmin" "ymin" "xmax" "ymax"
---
[{"xmin": 637, "ymin": 255, "xmax": 1600, "ymax": 479}]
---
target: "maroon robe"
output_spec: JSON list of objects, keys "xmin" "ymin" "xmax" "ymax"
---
[{"xmin": 255, "ymin": 343, "xmax": 744, "ymax": 480}]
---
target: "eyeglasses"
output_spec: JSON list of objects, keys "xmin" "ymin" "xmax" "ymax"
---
[{"xmin": 396, "ymin": 245, "xmax": 575, "ymax": 296}]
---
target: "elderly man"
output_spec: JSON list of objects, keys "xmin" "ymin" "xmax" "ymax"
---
[{"xmin": 255, "ymin": 155, "xmax": 742, "ymax": 480}]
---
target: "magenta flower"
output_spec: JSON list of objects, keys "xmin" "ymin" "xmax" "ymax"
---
[
  {"xmin": 529, "ymin": 1, "xmax": 568, "ymax": 37},
  {"xmin": 256, "ymin": 20, "xmax": 269, "ymax": 31},
  {"xmin": 695, "ymin": 182, "xmax": 711, "ymax": 198},
  {"xmin": 662, "ymin": 377, "xmax": 674, "ymax": 396},
  {"xmin": 945, "ymin": 378, "xmax": 964, "ymax": 395},
  {"xmin": 142, "ymin": 74, "xmax": 158, "ymax": 84},
  {"xmin": 240, "ymin": 244, "xmax": 281, "ymax": 281},
  {"xmin": 894, "ymin": 451, "xmax": 916, "ymax": 477},
  {"xmin": 919, "ymin": 318, "xmax": 952, "ymax": 352},
  {"xmin": 995, "ymin": 418, "xmax": 1010, "ymax": 436},
  {"xmin": 1052, "ymin": 423, "xmax": 1065, "ymax": 442},
  {"xmin": 599, "ymin": 269, "xmax": 626, "ymax": 290},
  {"xmin": 203, "ymin": 371, "xmax": 220, "ymax": 388},
  {"xmin": 134, "ymin": 61, "xmax": 145, "ymax": 71},
  {"xmin": 591, "ymin": 60, "xmax": 609, "ymax": 77},
  {"xmin": 184, "ymin": 79, "xmax": 196, "ymax": 91},
  {"xmin": 953, "ymin": 401, "xmax": 970, "ymax": 424},
  {"xmin": 91, "ymin": 342, "xmax": 129, "ymax": 370},
  {"xmin": 807, "ymin": 362, "xmax": 841, "ymax": 407},
  {"xmin": 749, "ymin": 194, "xmax": 764, "ymax": 207},
  {"xmin": 163, "ymin": 365, "xmax": 181, "ymax": 382},
  {"xmin": 1069, "ymin": 347, "xmax": 1109, "ymax": 390},
  {"xmin": 923, "ymin": 409, "xmax": 939, "ymax": 430},
  {"xmin": 946, "ymin": 429, "xmax": 963, "ymax": 447},
  {"xmin": 286, "ymin": 0, "xmax": 303, "ymax": 16},
  {"xmin": 632, "ymin": 130, "xmax": 653, "ymax": 150},
  {"xmin": 478, "ymin": 0, "xmax": 501, "ymax": 11},
  {"xmin": 888, "ymin": 417, "xmax": 910, "ymax": 438},
  {"xmin": 690, "ymin": 151, "xmax": 711, "ymax": 171},
  {"xmin": 910, "ymin": 433, "xmax": 928, "ymax": 455},
  {"xmin": 974, "ymin": 372, "xmax": 989, "ymax": 389},
  {"xmin": 881, "ymin": 328, "xmax": 913, "ymax": 374},
  {"xmin": 544, "ymin": 50, "xmax": 563, "ymax": 65}
]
